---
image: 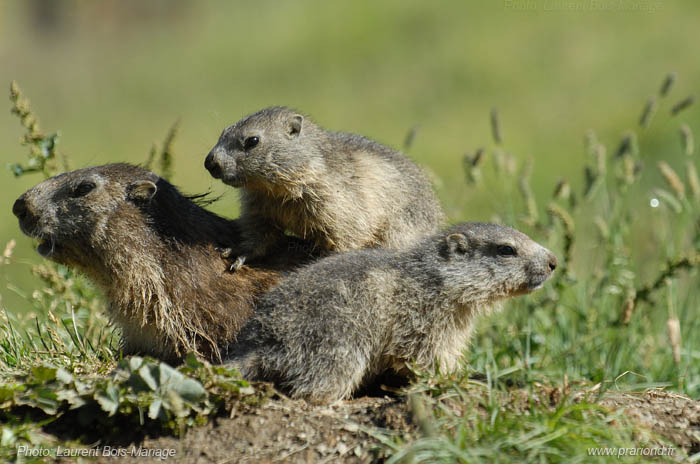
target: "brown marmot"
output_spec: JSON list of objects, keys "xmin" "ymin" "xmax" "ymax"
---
[
  {"xmin": 204, "ymin": 106, "xmax": 444, "ymax": 268},
  {"xmin": 225, "ymin": 222, "xmax": 557, "ymax": 404},
  {"xmin": 12, "ymin": 163, "xmax": 315, "ymax": 363}
]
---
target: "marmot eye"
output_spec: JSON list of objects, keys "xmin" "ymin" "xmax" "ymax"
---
[
  {"xmin": 497, "ymin": 245, "xmax": 517, "ymax": 256},
  {"xmin": 244, "ymin": 136, "xmax": 260, "ymax": 150},
  {"xmin": 74, "ymin": 181, "xmax": 96, "ymax": 197}
]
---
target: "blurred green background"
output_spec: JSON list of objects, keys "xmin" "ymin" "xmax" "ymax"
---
[{"xmin": 1, "ymin": 0, "xmax": 698, "ymax": 314}]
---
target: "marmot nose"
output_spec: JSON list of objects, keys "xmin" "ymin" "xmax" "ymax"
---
[
  {"xmin": 12, "ymin": 196, "xmax": 28, "ymax": 220},
  {"xmin": 205, "ymin": 152, "xmax": 222, "ymax": 179},
  {"xmin": 548, "ymin": 254, "xmax": 557, "ymax": 272}
]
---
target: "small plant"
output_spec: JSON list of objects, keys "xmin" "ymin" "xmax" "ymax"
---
[
  {"xmin": 0, "ymin": 355, "xmax": 258, "ymax": 459},
  {"xmin": 8, "ymin": 81, "xmax": 67, "ymax": 179}
]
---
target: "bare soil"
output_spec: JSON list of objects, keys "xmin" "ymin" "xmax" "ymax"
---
[
  {"xmin": 90, "ymin": 394, "xmax": 412, "ymax": 464},
  {"xmin": 600, "ymin": 390, "xmax": 700, "ymax": 455},
  {"xmin": 70, "ymin": 388, "xmax": 698, "ymax": 463}
]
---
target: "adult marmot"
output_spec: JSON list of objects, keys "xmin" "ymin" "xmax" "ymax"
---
[{"xmin": 13, "ymin": 163, "xmax": 315, "ymax": 363}]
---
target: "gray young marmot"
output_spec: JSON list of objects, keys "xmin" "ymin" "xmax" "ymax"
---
[
  {"xmin": 225, "ymin": 222, "xmax": 557, "ymax": 404},
  {"xmin": 12, "ymin": 163, "xmax": 315, "ymax": 363},
  {"xmin": 204, "ymin": 106, "xmax": 444, "ymax": 268}
]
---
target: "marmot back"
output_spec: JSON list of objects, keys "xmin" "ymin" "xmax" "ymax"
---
[
  {"xmin": 225, "ymin": 222, "xmax": 557, "ymax": 404},
  {"xmin": 13, "ymin": 163, "xmax": 315, "ymax": 363},
  {"xmin": 204, "ymin": 106, "xmax": 444, "ymax": 267}
]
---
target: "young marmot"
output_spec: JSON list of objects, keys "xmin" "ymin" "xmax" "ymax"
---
[
  {"xmin": 204, "ymin": 106, "xmax": 444, "ymax": 268},
  {"xmin": 12, "ymin": 163, "xmax": 315, "ymax": 363},
  {"xmin": 225, "ymin": 222, "xmax": 557, "ymax": 403}
]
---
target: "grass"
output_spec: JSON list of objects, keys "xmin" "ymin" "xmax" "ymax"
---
[{"xmin": 375, "ymin": 380, "xmax": 663, "ymax": 463}]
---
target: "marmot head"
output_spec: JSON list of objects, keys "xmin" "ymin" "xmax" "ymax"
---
[
  {"xmin": 205, "ymin": 106, "xmax": 320, "ymax": 189},
  {"xmin": 12, "ymin": 164, "xmax": 160, "ymax": 268},
  {"xmin": 432, "ymin": 222, "xmax": 557, "ymax": 305}
]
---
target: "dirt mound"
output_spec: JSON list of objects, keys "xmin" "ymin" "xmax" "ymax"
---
[
  {"xmin": 600, "ymin": 390, "xmax": 700, "ymax": 454},
  {"xmin": 81, "ymin": 389, "xmax": 698, "ymax": 463},
  {"xmin": 90, "ymin": 395, "xmax": 412, "ymax": 464}
]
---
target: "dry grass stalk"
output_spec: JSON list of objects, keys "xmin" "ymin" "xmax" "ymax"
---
[
  {"xmin": 403, "ymin": 125, "xmax": 419, "ymax": 151},
  {"xmin": 615, "ymin": 131, "xmax": 637, "ymax": 158},
  {"xmin": 159, "ymin": 119, "xmax": 180, "ymax": 181},
  {"xmin": 463, "ymin": 148, "xmax": 485, "ymax": 184},
  {"xmin": 518, "ymin": 158, "xmax": 538, "ymax": 224},
  {"xmin": 670, "ymin": 95, "xmax": 695, "ymax": 116},
  {"xmin": 1, "ymin": 240, "xmax": 16, "ymax": 265},
  {"xmin": 639, "ymin": 96, "xmax": 657, "ymax": 128},
  {"xmin": 553, "ymin": 179, "xmax": 570, "ymax": 200},
  {"xmin": 680, "ymin": 124, "xmax": 694, "ymax": 156},
  {"xmin": 584, "ymin": 130, "xmax": 598, "ymax": 156},
  {"xmin": 144, "ymin": 143, "xmax": 158, "ymax": 170},
  {"xmin": 621, "ymin": 156, "xmax": 639, "ymax": 185},
  {"xmin": 594, "ymin": 144, "xmax": 607, "ymax": 176},
  {"xmin": 142, "ymin": 120, "xmax": 179, "ymax": 181},
  {"xmin": 659, "ymin": 72, "xmax": 676, "ymax": 97},
  {"xmin": 657, "ymin": 161, "xmax": 686, "ymax": 199},
  {"xmin": 547, "ymin": 202, "xmax": 574, "ymax": 271},
  {"xmin": 620, "ymin": 298, "xmax": 634, "ymax": 325},
  {"xmin": 686, "ymin": 160, "xmax": 700, "ymax": 200},
  {"xmin": 666, "ymin": 317, "xmax": 681, "ymax": 364},
  {"xmin": 492, "ymin": 149, "xmax": 516, "ymax": 176},
  {"xmin": 465, "ymin": 148, "xmax": 485, "ymax": 167},
  {"xmin": 593, "ymin": 216, "xmax": 609, "ymax": 241},
  {"xmin": 490, "ymin": 107, "xmax": 502, "ymax": 145}
]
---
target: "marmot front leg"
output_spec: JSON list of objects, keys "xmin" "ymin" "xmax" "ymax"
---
[{"xmin": 226, "ymin": 214, "xmax": 287, "ymax": 271}]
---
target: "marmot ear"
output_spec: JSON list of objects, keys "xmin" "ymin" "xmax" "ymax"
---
[
  {"xmin": 127, "ymin": 180, "xmax": 157, "ymax": 202},
  {"xmin": 446, "ymin": 233, "xmax": 469, "ymax": 256},
  {"xmin": 287, "ymin": 114, "xmax": 303, "ymax": 138}
]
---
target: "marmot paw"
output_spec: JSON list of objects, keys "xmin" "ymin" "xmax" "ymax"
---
[{"xmin": 229, "ymin": 255, "xmax": 246, "ymax": 272}]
